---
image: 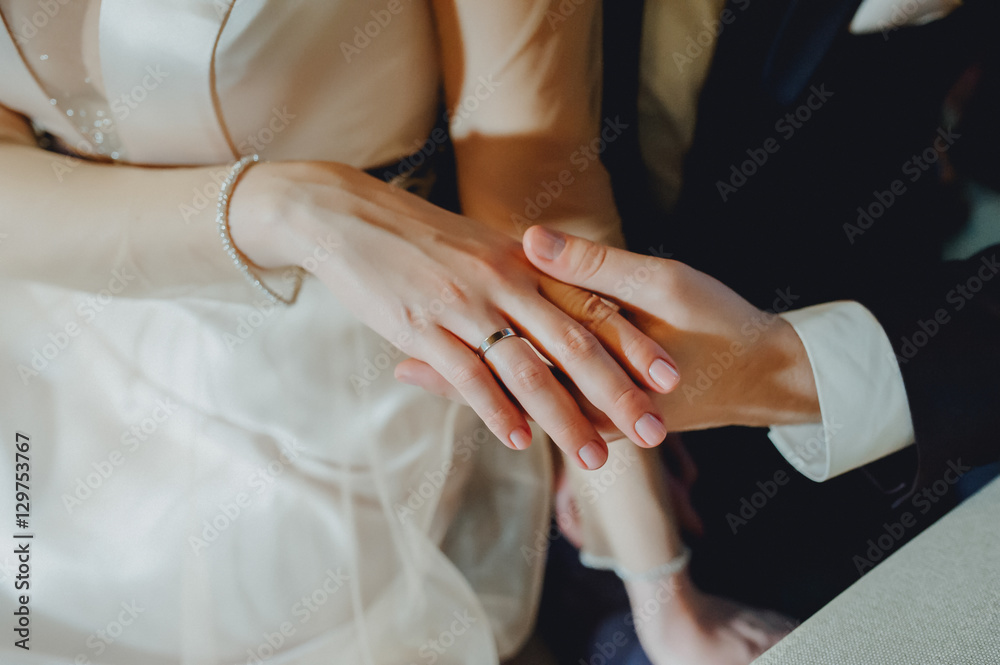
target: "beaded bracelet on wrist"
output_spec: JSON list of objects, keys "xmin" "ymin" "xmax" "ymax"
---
[{"xmin": 217, "ymin": 154, "xmax": 306, "ymax": 305}]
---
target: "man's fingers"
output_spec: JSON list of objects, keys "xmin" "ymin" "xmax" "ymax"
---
[
  {"xmin": 538, "ymin": 278, "xmax": 680, "ymax": 394},
  {"xmin": 522, "ymin": 225, "xmax": 668, "ymax": 310}
]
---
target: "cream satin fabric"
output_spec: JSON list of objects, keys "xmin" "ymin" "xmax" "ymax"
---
[
  {"xmin": 0, "ymin": 0, "xmax": 442, "ymax": 166},
  {"xmin": 0, "ymin": 2, "xmax": 551, "ymax": 663}
]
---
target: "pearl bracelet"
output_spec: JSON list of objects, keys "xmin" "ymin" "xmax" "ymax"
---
[
  {"xmin": 580, "ymin": 546, "xmax": 691, "ymax": 582},
  {"xmin": 217, "ymin": 154, "xmax": 306, "ymax": 305}
]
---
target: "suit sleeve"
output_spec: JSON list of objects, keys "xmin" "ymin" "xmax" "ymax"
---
[{"xmin": 858, "ymin": 244, "xmax": 1000, "ymax": 482}]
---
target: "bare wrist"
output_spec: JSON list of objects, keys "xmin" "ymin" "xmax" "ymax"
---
[
  {"xmin": 758, "ymin": 316, "xmax": 821, "ymax": 426},
  {"xmin": 228, "ymin": 161, "xmax": 321, "ymax": 270}
]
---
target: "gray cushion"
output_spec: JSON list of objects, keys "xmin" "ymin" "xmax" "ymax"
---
[{"xmin": 754, "ymin": 476, "xmax": 1000, "ymax": 664}]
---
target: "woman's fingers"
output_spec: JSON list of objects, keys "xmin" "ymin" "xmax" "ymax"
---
[
  {"xmin": 418, "ymin": 328, "xmax": 533, "ymax": 452},
  {"xmin": 414, "ymin": 325, "xmax": 609, "ymax": 469},
  {"xmin": 503, "ymin": 293, "xmax": 669, "ymax": 449},
  {"xmin": 478, "ymin": 333, "xmax": 609, "ymax": 469},
  {"xmin": 395, "ymin": 357, "xmax": 623, "ymax": 441},
  {"xmin": 538, "ymin": 277, "xmax": 680, "ymax": 394}
]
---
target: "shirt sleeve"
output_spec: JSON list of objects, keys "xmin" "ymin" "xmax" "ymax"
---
[
  {"xmin": 849, "ymin": 0, "xmax": 962, "ymax": 35},
  {"xmin": 768, "ymin": 301, "xmax": 915, "ymax": 481}
]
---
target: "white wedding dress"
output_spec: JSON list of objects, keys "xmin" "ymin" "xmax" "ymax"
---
[{"xmin": 0, "ymin": 1, "xmax": 553, "ymax": 663}]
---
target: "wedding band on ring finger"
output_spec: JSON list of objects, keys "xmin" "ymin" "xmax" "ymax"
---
[
  {"xmin": 471, "ymin": 325, "xmax": 534, "ymax": 451},
  {"xmin": 477, "ymin": 327, "xmax": 519, "ymax": 357},
  {"xmin": 471, "ymin": 326, "xmax": 608, "ymax": 468}
]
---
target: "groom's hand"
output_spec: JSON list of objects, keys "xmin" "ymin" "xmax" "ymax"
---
[{"xmin": 521, "ymin": 226, "xmax": 821, "ymax": 431}]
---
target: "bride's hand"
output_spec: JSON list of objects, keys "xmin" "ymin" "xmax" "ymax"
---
[{"xmin": 229, "ymin": 161, "xmax": 680, "ymax": 469}]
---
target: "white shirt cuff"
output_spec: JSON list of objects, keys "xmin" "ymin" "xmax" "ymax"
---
[
  {"xmin": 850, "ymin": 0, "xmax": 961, "ymax": 34},
  {"xmin": 767, "ymin": 302, "xmax": 915, "ymax": 481}
]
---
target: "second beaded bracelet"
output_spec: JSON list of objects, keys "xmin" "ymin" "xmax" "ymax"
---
[{"xmin": 580, "ymin": 546, "xmax": 692, "ymax": 583}]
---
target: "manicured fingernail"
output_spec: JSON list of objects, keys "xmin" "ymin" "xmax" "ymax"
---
[
  {"xmin": 635, "ymin": 413, "xmax": 667, "ymax": 447},
  {"xmin": 649, "ymin": 358, "xmax": 680, "ymax": 391},
  {"xmin": 578, "ymin": 441, "xmax": 607, "ymax": 470},
  {"xmin": 530, "ymin": 227, "xmax": 566, "ymax": 261},
  {"xmin": 510, "ymin": 427, "xmax": 532, "ymax": 450}
]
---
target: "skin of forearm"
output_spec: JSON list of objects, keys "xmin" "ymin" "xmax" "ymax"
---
[
  {"xmin": 567, "ymin": 439, "xmax": 687, "ymax": 570},
  {"xmin": 451, "ymin": 135, "xmax": 623, "ymax": 246},
  {"xmin": 704, "ymin": 315, "xmax": 821, "ymax": 429},
  {"xmin": 0, "ymin": 141, "xmax": 258, "ymax": 297},
  {"xmin": 750, "ymin": 317, "xmax": 821, "ymax": 426}
]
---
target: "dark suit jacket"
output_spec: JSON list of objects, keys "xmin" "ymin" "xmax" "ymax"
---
[
  {"xmin": 604, "ymin": 0, "xmax": 1000, "ymax": 615},
  {"xmin": 621, "ymin": 0, "xmax": 1000, "ymax": 489}
]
